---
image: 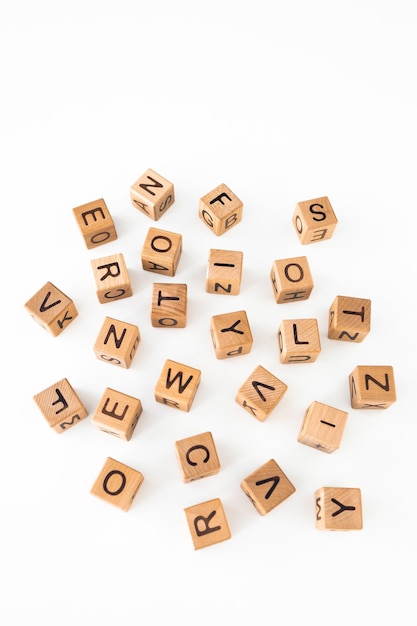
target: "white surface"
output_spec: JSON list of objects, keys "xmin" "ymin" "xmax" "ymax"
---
[{"xmin": 2, "ymin": 1, "xmax": 416, "ymax": 624}]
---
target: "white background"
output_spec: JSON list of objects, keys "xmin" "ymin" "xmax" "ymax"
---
[{"xmin": 2, "ymin": 1, "xmax": 416, "ymax": 624}]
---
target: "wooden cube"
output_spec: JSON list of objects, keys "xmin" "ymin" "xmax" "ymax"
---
[
  {"xmin": 210, "ymin": 310, "xmax": 253, "ymax": 359},
  {"xmin": 206, "ymin": 248, "xmax": 243, "ymax": 295},
  {"xmin": 94, "ymin": 316, "xmax": 140, "ymax": 369},
  {"xmin": 24, "ymin": 281, "xmax": 78, "ymax": 337},
  {"xmin": 151, "ymin": 283, "xmax": 187, "ymax": 328},
  {"xmin": 270, "ymin": 256, "xmax": 314, "ymax": 303},
  {"xmin": 241, "ymin": 459, "xmax": 296, "ymax": 515},
  {"xmin": 184, "ymin": 497, "xmax": 231, "ymax": 550},
  {"xmin": 235, "ymin": 365, "xmax": 288, "ymax": 422},
  {"xmin": 155, "ymin": 359, "xmax": 201, "ymax": 411},
  {"xmin": 278, "ymin": 318, "xmax": 321, "ymax": 363},
  {"xmin": 72, "ymin": 198, "xmax": 117, "ymax": 249},
  {"xmin": 297, "ymin": 401, "xmax": 349, "ymax": 453},
  {"xmin": 315, "ymin": 487, "xmax": 363, "ymax": 530},
  {"xmin": 91, "ymin": 457, "xmax": 144, "ymax": 512},
  {"xmin": 33, "ymin": 377, "xmax": 88, "ymax": 433},
  {"xmin": 292, "ymin": 196, "xmax": 338, "ymax": 244},
  {"xmin": 141, "ymin": 227, "xmax": 182, "ymax": 276},
  {"xmin": 91, "ymin": 388, "xmax": 143, "ymax": 441},
  {"xmin": 175, "ymin": 431, "xmax": 220, "ymax": 482},
  {"xmin": 130, "ymin": 168, "xmax": 174, "ymax": 221},
  {"xmin": 328, "ymin": 295, "xmax": 371, "ymax": 342},
  {"xmin": 91, "ymin": 253, "xmax": 132, "ymax": 304},
  {"xmin": 349, "ymin": 365, "xmax": 396, "ymax": 409},
  {"xmin": 199, "ymin": 183, "xmax": 243, "ymax": 236}
]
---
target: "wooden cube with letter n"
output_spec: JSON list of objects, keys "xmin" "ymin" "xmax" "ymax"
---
[
  {"xmin": 155, "ymin": 359, "xmax": 201, "ymax": 411},
  {"xmin": 328, "ymin": 295, "xmax": 371, "ymax": 342},
  {"xmin": 175, "ymin": 431, "xmax": 220, "ymax": 482},
  {"xmin": 206, "ymin": 248, "xmax": 243, "ymax": 295},
  {"xmin": 210, "ymin": 310, "xmax": 253, "ymax": 359},
  {"xmin": 270, "ymin": 256, "xmax": 314, "ymax": 303},
  {"xmin": 72, "ymin": 198, "xmax": 117, "ymax": 249},
  {"xmin": 91, "ymin": 457, "xmax": 144, "ymax": 512},
  {"xmin": 184, "ymin": 498, "xmax": 231, "ymax": 550},
  {"xmin": 94, "ymin": 316, "xmax": 140, "ymax": 369},
  {"xmin": 91, "ymin": 253, "xmax": 132, "ymax": 303},
  {"xmin": 25, "ymin": 281, "xmax": 78, "ymax": 337},
  {"xmin": 151, "ymin": 283, "xmax": 187, "ymax": 328},
  {"xmin": 292, "ymin": 196, "xmax": 338, "ymax": 244},
  {"xmin": 33, "ymin": 377, "xmax": 88, "ymax": 434},
  {"xmin": 315, "ymin": 487, "xmax": 363, "ymax": 530},
  {"xmin": 92, "ymin": 387, "xmax": 143, "ymax": 441},
  {"xmin": 235, "ymin": 365, "xmax": 288, "ymax": 422},
  {"xmin": 241, "ymin": 459, "xmax": 296, "ymax": 515},
  {"xmin": 199, "ymin": 183, "xmax": 243, "ymax": 236},
  {"xmin": 349, "ymin": 365, "xmax": 396, "ymax": 409},
  {"xmin": 141, "ymin": 227, "xmax": 182, "ymax": 276},
  {"xmin": 297, "ymin": 401, "xmax": 348, "ymax": 453},
  {"xmin": 130, "ymin": 168, "xmax": 175, "ymax": 221},
  {"xmin": 278, "ymin": 318, "xmax": 321, "ymax": 363}
]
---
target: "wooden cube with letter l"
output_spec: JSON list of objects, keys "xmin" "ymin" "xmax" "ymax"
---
[
  {"xmin": 241, "ymin": 459, "xmax": 296, "ymax": 515},
  {"xmin": 24, "ymin": 281, "xmax": 78, "ymax": 337},
  {"xmin": 130, "ymin": 168, "xmax": 175, "ymax": 221},
  {"xmin": 33, "ymin": 377, "xmax": 88, "ymax": 434},
  {"xmin": 328, "ymin": 295, "xmax": 371, "ymax": 342},
  {"xmin": 349, "ymin": 365, "xmax": 396, "ymax": 409},
  {"xmin": 155, "ymin": 359, "xmax": 201, "ymax": 411},
  {"xmin": 92, "ymin": 387, "xmax": 143, "ymax": 440},
  {"xmin": 91, "ymin": 457, "xmax": 144, "ymax": 512},
  {"xmin": 199, "ymin": 183, "xmax": 243, "ymax": 236},
  {"xmin": 151, "ymin": 283, "xmax": 187, "ymax": 328},
  {"xmin": 315, "ymin": 487, "xmax": 363, "ymax": 530},
  {"xmin": 91, "ymin": 253, "xmax": 132, "ymax": 303},
  {"xmin": 175, "ymin": 431, "xmax": 220, "ymax": 482},
  {"xmin": 292, "ymin": 196, "xmax": 338, "ymax": 244},
  {"xmin": 93, "ymin": 316, "xmax": 140, "ymax": 369},
  {"xmin": 235, "ymin": 365, "xmax": 288, "ymax": 422},
  {"xmin": 141, "ymin": 227, "xmax": 182, "ymax": 276},
  {"xmin": 206, "ymin": 248, "xmax": 243, "ymax": 295},
  {"xmin": 270, "ymin": 256, "xmax": 314, "ymax": 303},
  {"xmin": 278, "ymin": 318, "xmax": 321, "ymax": 363},
  {"xmin": 297, "ymin": 401, "xmax": 348, "ymax": 453},
  {"xmin": 210, "ymin": 310, "xmax": 253, "ymax": 359},
  {"xmin": 184, "ymin": 497, "xmax": 231, "ymax": 550},
  {"xmin": 72, "ymin": 198, "xmax": 117, "ymax": 249}
]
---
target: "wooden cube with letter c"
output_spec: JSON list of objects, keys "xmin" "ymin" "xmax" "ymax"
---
[
  {"xmin": 151, "ymin": 283, "xmax": 187, "ymax": 328},
  {"xmin": 93, "ymin": 316, "xmax": 140, "ymax": 369},
  {"xmin": 315, "ymin": 487, "xmax": 363, "ymax": 530},
  {"xmin": 92, "ymin": 387, "xmax": 143, "ymax": 440},
  {"xmin": 210, "ymin": 309, "xmax": 253, "ymax": 359},
  {"xmin": 141, "ymin": 227, "xmax": 182, "ymax": 276},
  {"xmin": 24, "ymin": 281, "xmax": 78, "ymax": 337},
  {"xmin": 155, "ymin": 359, "xmax": 201, "ymax": 412},
  {"xmin": 33, "ymin": 377, "xmax": 88, "ymax": 434},
  {"xmin": 235, "ymin": 365, "xmax": 288, "ymax": 422},
  {"xmin": 72, "ymin": 198, "xmax": 117, "ymax": 249},
  {"xmin": 91, "ymin": 457, "xmax": 144, "ymax": 511},
  {"xmin": 175, "ymin": 431, "xmax": 220, "ymax": 482},
  {"xmin": 184, "ymin": 497, "xmax": 231, "ymax": 550},
  {"xmin": 199, "ymin": 183, "xmax": 243, "ymax": 236},
  {"xmin": 130, "ymin": 168, "xmax": 175, "ymax": 221},
  {"xmin": 278, "ymin": 318, "xmax": 321, "ymax": 363},
  {"xmin": 349, "ymin": 365, "xmax": 396, "ymax": 409},
  {"xmin": 91, "ymin": 252, "xmax": 132, "ymax": 304},
  {"xmin": 292, "ymin": 196, "xmax": 338, "ymax": 244},
  {"xmin": 270, "ymin": 256, "xmax": 314, "ymax": 303},
  {"xmin": 241, "ymin": 459, "xmax": 296, "ymax": 515}
]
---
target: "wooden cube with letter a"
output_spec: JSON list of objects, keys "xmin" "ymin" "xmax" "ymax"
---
[
  {"xmin": 349, "ymin": 365, "xmax": 396, "ymax": 409},
  {"xmin": 210, "ymin": 310, "xmax": 253, "ymax": 359},
  {"xmin": 235, "ymin": 365, "xmax": 288, "ymax": 422},
  {"xmin": 151, "ymin": 283, "xmax": 187, "ymax": 328},
  {"xmin": 241, "ymin": 459, "xmax": 296, "ymax": 515},
  {"xmin": 292, "ymin": 196, "xmax": 338, "ymax": 244},
  {"xmin": 91, "ymin": 253, "xmax": 132, "ymax": 303},
  {"xmin": 278, "ymin": 318, "xmax": 321, "ymax": 363},
  {"xmin": 72, "ymin": 198, "xmax": 117, "ymax": 249},
  {"xmin": 199, "ymin": 183, "xmax": 243, "ymax": 236},
  {"xmin": 297, "ymin": 401, "xmax": 348, "ymax": 453},
  {"xmin": 184, "ymin": 498, "xmax": 231, "ymax": 550},
  {"xmin": 94, "ymin": 316, "xmax": 140, "ymax": 369},
  {"xmin": 315, "ymin": 487, "xmax": 363, "ymax": 530},
  {"xmin": 92, "ymin": 387, "xmax": 143, "ymax": 441},
  {"xmin": 175, "ymin": 431, "xmax": 220, "ymax": 482},
  {"xmin": 141, "ymin": 227, "xmax": 182, "ymax": 276},
  {"xmin": 91, "ymin": 457, "xmax": 144, "ymax": 512},
  {"xmin": 130, "ymin": 168, "xmax": 175, "ymax": 221},
  {"xmin": 328, "ymin": 295, "xmax": 371, "ymax": 342},
  {"xmin": 206, "ymin": 248, "xmax": 243, "ymax": 295},
  {"xmin": 155, "ymin": 359, "xmax": 201, "ymax": 411},
  {"xmin": 33, "ymin": 377, "xmax": 88, "ymax": 434},
  {"xmin": 270, "ymin": 256, "xmax": 314, "ymax": 303},
  {"xmin": 24, "ymin": 281, "xmax": 78, "ymax": 337}
]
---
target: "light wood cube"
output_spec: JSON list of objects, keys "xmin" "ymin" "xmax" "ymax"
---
[
  {"xmin": 91, "ymin": 457, "xmax": 144, "ymax": 512},
  {"xmin": 328, "ymin": 295, "xmax": 371, "ymax": 342},
  {"xmin": 210, "ymin": 310, "xmax": 253, "ymax": 359},
  {"xmin": 155, "ymin": 359, "xmax": 201, "ymax": 411},
  {"xmin": 91, "ymin": 253, "xmax": 132, "ymax": 304},
  {"xmin": 175, "ymin": 431, "xmax": 220, "ymax": 482},
  {"xmin": 293, "ymin": 196, "xmax": 338, "ymax": 244},
  {"xmin": 72, "ymin": 198, "xmax": 117, "ymax": 249},
  {"xmin": 349, "ymin": 365, "xmax": 396, "ymax": 409},
  {"xmin": 130, "ymin": 168, "xmax": 174, "ymax": 221},
  {"xmin": 206, "ymin": 248, "xmax": 243, "ymax": 295},
  {"xmin": 297, "ymin": 401, "xmax": 349, "ymax": 453},
  {"xmin": 184, "ymin": 497, "xmax": 231, "ymax": 550},
  {"xmin": 141, "ymin": 227, "xmax": 182, "ymax": 276},
  {"xmin": 92, "ymin": 388, "xmax": 143, "ymax": 441},
  {"xmin": 270, "ymin": 256, "xmax": 314, "ymax": 303},
  {"xmin": 241, "ymin": 459, "xmax": 296, "ymax": 515},
  {"xmin": 33, "ymin": 377, "xmax": 88, "ymax": 433},
  {"xmin": 199, "ymin": 183, "xmax": 243, "ymax": 236},
  {"xmin": 315, "ymin": 487, "xmax": 363, "ymax": 530},
  {"xmin": 94, "ymin": 316, "xmax": 140, "ymax": 369},
  {"xmin": 278, "ymin": 318, "xmax": 321, "ymax": 363},
  {"xmin": 235, "ymin": 365, "xmax": 288, "ymax": 422},
  {"xmin": 151, "ymin": 283, "xmax": 187, "ymax": 328},
  {"xmin": 24, "ymin": 281, "xmax": 78, "ymax": 337}
]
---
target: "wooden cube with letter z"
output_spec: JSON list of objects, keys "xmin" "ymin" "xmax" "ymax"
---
[
  {"xmin": 130, "ymin": 168, "xmax": 175, "ymax": 221},
  {"xmin": 315, "ymin": 487, "xmax": 363, "ymax": 530},
  {"xmin": 94, "ymin": 316, "xmax": 140, "ymax": 368},
  {"xmin": 241, "ymin": 459, "xmax": 296, "ymax": 515},
  {"xmin": 199, "ymin": 183, "xmax": 243, "ymax": 236},
  {"xmin": 270, "ymin": 256, "xmax": 314, "ymax": 303},
  {"xmin": 184, "ymin": 497, "xmax": 231, "ymax": 550},
  {"xmin": 292, "ymin": 196, "xmax": 338, "ymax": 244},
  {"xmin": 235, "ymin": 365, "xmax": 288, "ymax": 422},
  {"xmin": 141, "ymin": 227, "xmax": 182, "ymax": 276},
  {"xmin": 24, "ymin": 281, "xmax": 78, "ymax": 337},
  {"xmin": 155, "ymin": 359, "xmax": 201, "ymax": 411},
  {"xmin": 33, "ymin": 377, "xmax": 88, "ymax": 433},
  {"xmin": 210, "ymin": 310, "xmax": 253, "ymax": 359},
  {"xmin": 175, "ymin": 431, "xmax": 220, "ymax": 482},
  {"xmin": 92, "ymin": 387, "xmax": 143, "ymax": 440},
  {"xmin": 91, "ymin": 253, "xmax": 132, "ymax": 303},
  {"xmin": 349, "ymin": 365, "xmax": 396, "ymax": 409},
  {"xmin": 72, "ymin": 198, "xmax": 117, "ymax": 249},
  {"xmin": 91, "ymin": 457, "xmax": 144, "ymax": 512}
]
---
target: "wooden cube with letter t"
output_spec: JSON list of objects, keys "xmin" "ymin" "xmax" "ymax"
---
[
  {"xmin": 328, "ymin": 295, "xmax": 371, "ymax": 342},
  {"xmin": 130, "ymin": 168, "xmax": 175, "ymax": 221},
  {"xmin": 206, "ymin": 248, "xmax": 243, "ymax": 295},
  {"xmin": 292, "ymin": 196, "xmax": 338, "ymax": 244},
  {"xmin": 199, "ymin": 183, "xmax": 243, "ymax": 236},
  {"xmin": 349, "ymin": 365, "xmax": 396, "ymax": 409},
  {"xmin": 24, "ymin": 281, "xmax": 78, "ymax": 337},
  {"xmin": 91, "ymin": 253, "xmax": 132, "ymax": 303},
  {"xmin": 155, "ymin": 359, "xmax": 201, "ymax": 411},
  {"xmin": 315, "ymin": 487, "xmax": 363, "ymax": 530},
  {"xmin": 151, "ymin": 283, "xmax": 187, "ymax": 328},
  {"xmin": 235, "ymin": 365, "xmax": 288, "ymax": 422},
  {"xmin": 91, "ymin": 457, "xmax": 144, "ymax": 512},
  {"xmin": 93, "ymin": 316, "xmax": 140, "ymax": 369},
  {"xmin": 92, "ymin": 387, "xmax": 143, "ymax": 440},
  {"xmin": 141, "ymin": 227, "xmax": 182, "ymax": 276},
  {"xmin": 278, "ymin": 318, "xmax": 321, "ymax": 363},
  {"xmin": 72, "ymin": 198, "xmax": 117, "ymax": 249},
  {"xmin": 270, "ymin": 256, "xmax": 314, "ymax": 303},
  {"xmin": 184, "ymin": 497, "xmax": 231, "ymax": 550},
  {"xmin": 241, "ymin": 459, "xmax": 296, "ymax": 515},
  {"xmin": 33, "ymin": 377, "xmax": 88, "ymax": 434},
  {"xmin": 175, "ymin": 431, "xmax": 220, "ymax": 482},
  {"xmin": 210, "ymin": 310, "xmax": 253, "ymax": 359}
]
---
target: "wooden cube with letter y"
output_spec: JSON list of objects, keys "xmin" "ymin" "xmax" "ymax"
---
[
  {"xmin": 155, "ymin": 359, "xmax": 201, "ymax": 411},
  {"xmin": 235, "ymin": 365, "xmax": 288, "ymax": 422},
  {"xmin": 315, "ymin": 487, "xmax": 363, "ymax": 530},
  {"xmin": 199, "ymin": 183, "xmax": 243, "ymax": 236},
  {"xmin": 91, "ymin": 457, "xmax": 144, "ymax": 512},
  {"xmin": 241, "ymin": 459, "xmax": 296, "ymax": 515},
  {"xmin": 184, "ymin": 497, "xmax": 231, "ymax": 550},
  {"xmin": 33, "ymin": 377, "xmax": 88, "ymax": 434},
  {"xmin": 210, "ymin": 309, "xmax": 253, "ymax": 359},
  {"xmin": 93, "ymin": 316, "xmax": 140, "ymax": 369},
  {"xmin": 349, "ymin": 365, "xmax": 396, "ymax": 409},
  {"xmin": 24, "ymin": 281, "xmax": 78, "ymax": 337},
  {"xmin": 130, "ymin": 168, "xmax": 175, "ymax": 221},
  {"xmin": 206, "ymin": 248, "xmax": 243, "ymax": 295}
]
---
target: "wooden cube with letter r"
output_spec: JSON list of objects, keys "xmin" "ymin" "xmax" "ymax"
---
[
  {"xmin": 155, "ymin": 359, "xmax": 201, "ymax": 411},
  {"xmin": 24, "ymin": 281, "xmax": 78, "ymax": 337},
  {"xmin": 184, "ymin": 497, "xmax": 231, "ymax": 550},
  {"xmin": 33, "ymin": 377, "xmax": 88, "ymax": 434},
  {"xmin": 93, "ymin": 316, "xmax": 140, "ymax": 369},
  {"xmin": 91, "ymin": 253, "xmax": 132, "ymax": 303}
]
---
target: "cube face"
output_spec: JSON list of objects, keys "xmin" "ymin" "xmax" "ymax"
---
[
  {"xmin": 24, "ymin": 281, "xmax": 78, "ymax": 337},
  {"xmin": 235, "ymin": 365, "xmax": 288, "ymax": 422},
  {"xmin": 206, "ymin": 249, "xmax": 243, "ymax": 295},
  {"xmin": 72, "ymin": 198, "xmax": 117, "ymax": 249},
  {"xmin": 91, "ymin": 457, "xmax": 144, "ymax": 512},
  {"xmin": 297, "ymin": 401, "xmax": 348, "ymax": 453},
  {"xmin": 141, "ymin": 227, "xmax": 182, "ymax": 276},
  {"xmin": 210, "ymin": 310, "xmax": 253, "ymax": 359},
  {"xmin": 199, "ymin": 183, "xmax": 243, "ymax": 236},
  {"xmin": 92, "ymin": 388, "xmax": 143, "ymax": 441},
  {"xmin": 94, "ymin": 317, "xmax": 140, "ymax": 369},
  {"xmin": 33, "ymin": 378, "xmax": 88, "ymax": 433},
  {"xmin": 328, "ymin": 295, "xmax": 371, "ymax": 343},
  {"xmin": 175, "ymin": 431, "xmax": 220, "ymax": 482},
  {"xmin": 241, "ymin": 459, "xmax": 296, "ymax": 515},
  {"xmin": 270, "ymin": 256, "xmax": 314, "ymax": 303},
  {"xmin": 151, "ymin": 283, "xmax": 187, "ymax": 328},
  {"xmin": 349, "ymin": 365, "xmax": 396, "ymax": 409},
  {"xmin": 293, "ymin": 196, "xmax": 338, "ymax": 244},
  {"xmin": 184, "ymin": 498, "xmax": 231, "ymax": 549},
  {"xmin": 278, "ymin": 318, "xmax": 321, "ymax": 363},
  {"xmin": 91, "ymin": 253, "xmax": 132, "ymax": 304},
  {"xmin": 130, "ymin": 168, "xmax": 174, "ymax": 221},
  {"xmin": 315, "ymin": 487, "xmax": 363, "ymax": 530},
  {"xmin": 155, "ymin": 359, "xmax": 201, "ymax": 412}
]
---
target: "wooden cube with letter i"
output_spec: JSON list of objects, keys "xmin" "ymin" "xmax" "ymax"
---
[
  {"xmin": 151, "ymin": 283, "xmax": 187, "ymax": 328},
  {"xmin": 206, "ymin": 248, "xmax": 243, "ymax": 295},
  {"xmin": 155, "ymin": 359, "xmax": 201, "ymax": 411},
  {"xmin": 297, "ymin": 401, "xmax": 348, "ymax": 453},
  {"xmin": 72, "ymin": 198, "xmax": 117, "ymax": 249},
  {"xmin": 92, "ymin": 387, "xmax": 143, "ymax": 440}
]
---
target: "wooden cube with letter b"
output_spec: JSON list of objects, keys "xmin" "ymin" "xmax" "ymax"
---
[
  {"xmin": 141, "ymin": 227, "xmax": 182, "ymax": 276},
  {"xmin": 292, "ymin": 196, "xmax": 338, "ymax": 244},
  {"xmin": 91, "ymin": 457, "xmax": 144, "ymax": 512},
  {"xmin": 270, "ymin": 256, "xmax": 314, "ymax": 303},
  {"xmin": 130, "ymin": 168, "xmax": 175, "ymax": 221},
  {"xmin": 151, "ymin": 283, "xmax": 187, "ymax": 328},
  {"xmin": 235, "ymin": 365, "xmax": 288, "ymax": 422},
  {"xmin": 24, "ymin": 281, "xmax": 78, "ymax": 337},
  {"xmin": 315, "ymin": 487, "xmax": 363, "ymax": 530},
  {"xmin": 241, "ymin": 459, "xmax": 296, "ymax": 515},
  {"xmin": 175, "ymin": 431, "xmax": 220, "ymax": 482},
  {"xmin": 349, "ymin": 365, "xmax": 396, "ymax": 409},
  {"xmin": 328, "ymin": 295, "xmax": 371, "ymax": 342},
  {"xmin": 92, "ymin": 387, "xmax": 143, "ymax": 440},
  {"xmin": 206, "ymin": 248, "xmax": 243, "ymax": 295},
  {"xmin": 199, "ymin": 183, "xmax": 243, "ymax": 236},
  {"xmin": 155, "ymin": 359, "xmax": 201, "ymax": 411},
  {"xmin": 33, "ymin": 377, "xmax": 88, "ymax": 434},
  {"xmin": 72, "ymin": 198, "xmax": 117, "ymax": 249},
  {"xmin": 93, "ymin": 316, "xmax": 140, "ymax": 369},
  {"xmin": 297, "ymin": 401, "xmax": 348, "ymax": 453},
  {"xmin": 184, "ymin": 497, "xmax": 231, "ymax": 550},
  {"xmin": 210, "ymin": 310, "xmax": 253, "ymax": 359},
  {"xmin": 278, "ymin": 318, "xmax": 321, "ymax": 363},
  {"xmin": 91, "ymin": 253, "xmax": 132, "ymax": 303}
]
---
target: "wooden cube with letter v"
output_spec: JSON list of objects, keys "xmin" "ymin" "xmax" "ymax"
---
[
  {"xmin": 151, "ymin": 283, "xmax": 187, "ymax": 328},
  {"xmin": 72, "ymin": 198, "xmax": 117, "ymax": 249},
  {"xmin": 315, "ymin": 487, "xmax": 363, "ymax": 530},
  {"xmin": 91, "ymin": 457, "xmax": 144, "ymax": 512},
  {"xmin": 241, "ymin": 459, "xmax": 296, "ymax": 515},
  {"xmin": 270, "ymin": 256, "xmax": 314, "ymax": 303},
  {"xmin": 210, "ymin": 310, "xmax": 253, "ymax": 359},
  {"xmin": 130, "ymin": 168, "xmax": 175, "ymax": 221},
  {"xmin": 349, "ymin": 365, "xmax": 396, "ymax": 409},
  {"xmin": 199, "ymin": 183, "xmax": 243, "ymax": 236},
  {"xmin": 297, "ymin": 401, "xmax": 348, "ymax": 453},
  {"xmin": 328, "ymin": 295, "xmax": 371, "ymax": 343},
  {"xmin": 141, "ymin": 227, "xmax": 182, "ymax": 276},
  {"xmin": 235, "ymin": 365, "xmax": 288, "ymax": 422},
  {"xmin": 33, "ymin": 377, "xmax": 88, "ymax": 434},
  {"xmin": 292, "ymin": 196, "xmax": 338, "ymax": 244},
  {"xmin": 175, "ymin": 431, "xmax": 220, "ymax": 482},
  {"xmin": 24, "ymin": 281, "xmax": 78, "ymax": 337},
  {"xmin": 91, "ymin": 253, "xmax": 132, "ymax": 303},
  {"xmin": 155, "ymin": 359, "xmax": 201, "ymax": 411},
  {"xmin": 184, "ymin": 498, "xmax": 231, "ymax": 550},
  {"xmin": 278, "ymin": 318, "xmax": 321, "ymax": 363},
  {"xmin": 94, "ymin": 316, "xmax": 140, "ymax": 369},
  {"xmin": 92, "ymin": 387, "xmax": 143, "ymax": 441}
]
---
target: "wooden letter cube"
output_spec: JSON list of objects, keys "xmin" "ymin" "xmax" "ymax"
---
[
  {"xmin": 270, "ymin": 256, "xmax": 314, "ymax": 303},
  {"xmin": 297, "ymin": 401, "xmax": 349, "ymax": 453},
  {"xmin": 292, "ymin": 196, "xmax": 338, "ymax": 244},
  {"xmin": 349, "ymin": 365, "xmax": 396, "ymax": 409},
  {"xmin": 155, "ymin": 359, "xmax": 201, "ymax": 411},
  {"xmin": 210, "ymin": 310, "xmax": 253, "ymax": 359},
  {"xmin": 72, "ymin": 198, "xmax": 117, "ymax": 249},
  {"xmin": 91, "ymin": 457, "xmax": 144, "ymax": 512},
  {"xmin": 94, "ymin": 316, "xmax": 140, "ymax": 368},
  {"xmin": 235, "ymin": 365, "xmax": 288, "ymax": 422},
  {"xmin": 130, "ymin": 168, "xmax": 174, "ymax": 221},
  {"xmin": 151, "ymin": 283, "xmax": 187, "ymax": 328},
  {"xmin": 33, "ymin": 378, "xmax": 88, "ymax": 433},
  {"xmin": 175, "ymin": 431, "xmax": 220, "ymax": 482},
  {"xmin": 278, "ymin": 318, "xmax": 321, "ymax": 363},
  {"xmin": 206, "ymin": 248, "xmax": 243, "ymax": 295},
  {"xmin": 199, "ymin": 183, "xmax": 243, "ymax": 236},
  {"xmin": 141, "ymin": 227, "xmax": 182, "ymax": 276},
  {"xmin": 241, "ymin": 459, "xmax": 296, "ymax": 515},
  {"xmin": 92, "ymin": 388, "xmax": 143, "ymax": 441},
  {"xmin": 315, "ymin": 487, "xmax": 363, "ymax": 530},
  {"xmin": 91, "ymin": 253, "xmax": 132, "ymax": 303},
  {"xmin": 184, "ymin": 497, "xmax": 231, "ymax": 550},
  {"xmin": 24, "ymin": 281, "xmax": 78, "ymax": 337},
  {"xmin": 328, "ymin": 295, "xmax": 371, "ymax": 342}
]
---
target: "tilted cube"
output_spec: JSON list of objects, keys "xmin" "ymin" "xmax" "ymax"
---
[
  {"xmin": 328, "ymin": 295, "xmax": 371, "ymax": 342},
  {"xmin": 141, "ymin": 227, "xmax": 182, "ymax": 276},
  {"xmin": 184, "ymin": 498, "xmax": 231, "ymax": 550},
  {"xmin": 315, "ymin": 487, "xmax": 363, "ymax": 530},
  {"xmin": 199, "ymin": 183, "xmax": 243, "ymax": 236},
  {"xmin": 292, "ymin": 196, "xmax": 338, "ymax": 244},
  {"xmin": 210, "ymin": 310, "xmax": 253, "ymax": 359},
  {"xmin": 297, "ymin": 401, "xmax": 348, "ymax": 453},
  {"xmin": 235, "ymin": 365, "xmax": 288, "ymax": 422},
  {"xmin": 91, "ymin": 253, "xmax": 132, "ymax": 303},
  {"xmin": 92, "ymin": 387, "xmax": 143, "ymax": 440},
  {"xmin": 72, "ymin": 198, "xmax": 117, "ymax": 249},
  {"xmin": 278, "ymin": 318, "xmax": 321, "ymax": 363},
  {"xmin": 155, "ymin": 359, "xmax": 201, "ymax": 412},
  {"xmin": 241, "ymin": 459, "xmax": 296, "ymax": 515},
  {"xmin": 130, "ymin": 168, "xmax": 174, "ymax": 221},
  {"xmin": 93, "ymin": 316, "xmax": 140, "ymax": 369},
  {"xmin": 349, "ymin": 365, "xmax": 396, "ymax": 409},
  {"xmin": 175, "ymin": 431, "xmax": 220, "ymax": 482},
  {"xmin": 25, "ymin": 281, "xmax": 78, "ymax": 337},
  {"xmin": 206, "ymin": 248, "xmax": 243, "ymax": 295},
  {"xmin": 33, "ymin": 377, "xmax": 88, "ymax": 433},
  {"xmin": 91, "ymin": 457, "xmax": 144, "ymax": 512},
  {"xmin": 270, "ymin": 256, "xmax": 314, "ymax": 303},
  {"xmin": 151, "ymin": 283, "xmax": 187, "ymax": 328}
]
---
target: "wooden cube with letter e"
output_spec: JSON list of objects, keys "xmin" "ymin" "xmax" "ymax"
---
[
  {"xmin": 92, "ymin": 387, "xmax": 143, "ymax": 441},
  {"xmin": 33, "ymin": 377, "xmax": 88, "ymax": 434},
  {"xmin": 91, "ymin": 457, "xmax": 144, "ymax": 512},
  {"xmin": 210, "ymin": 309, "xmax": 253, "ymax": 359},
  {"xmin": 24, "ymin": 281, "xmax": 78, "ymax": 337},
  {"xmin": 292, "ymin": 196, "xmax": 338, "ymax": 244},
  {"xmin": 206, "ymin": 248, "xmax": 243, "ymax": 295},
  {"xmin": 151, "ymin": 283, "xmax": 187, "ymax": 328},
  {"xmin": 155, "ymin": 359, "xmax": 201, "ymax": 412},
  {"xmin": 328, "ymin": 295, "xmax": 371, "ymax": 342},
  {"xmin": 91, "ymin": 253, "xmax": 132, "ymax": 303},
  {"xmin": 297, "ymin": 401, "xmax": 348, "ymax": 453},
  {"xmin": 235, "ymin": 365, "xmax": 288, "ymax": 422},
  {"xmin": 349, "ymin": 365, "xmax": 396, "ymax": 409},
  {"xmin": 278, "ymin": 318, "xmax": 321, "ymax": 363},
  {"xmin": 93, "ymin": 316, "xmax": 140, "ymax": 369},
  {"xmin": 270, "ymin": 256, "xmax": 314, "ymax": 303},
  {"xmin": 130, "ymin": 168, "xmax": 175, "ymax": 221},
  {"xmin": 241, "ymin": 459, "xmax": 296, "ymax": 515},
  {"xmin": 72, "ymin": 198, "xmax": 117, "ymax": 249},
  {"xmin": 175, "ymin": 431, "xmax": 220, "ymax": 482},
  {"xmin": 184, "ymin": 497, "xmax": 231, "ymax": 550},
  {"xmin": 199, "ymin": 183, "xmax": 243, "ymax": 236},
  {"xmin": 315, "ymin": 487, "xmax": 363, "ymax": 530},
  {"xmin": 141, "ymin": 227, "xmax": 182, "ymax": 276}
]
